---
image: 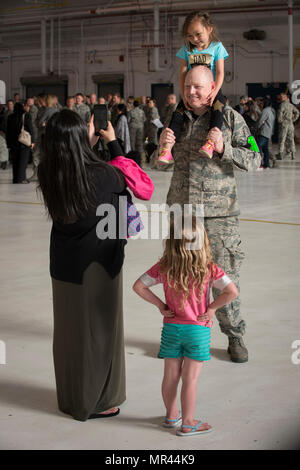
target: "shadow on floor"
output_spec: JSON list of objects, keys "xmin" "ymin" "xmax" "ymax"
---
[
  {"xmin": 210, "ymin": 347, "xmax": 231, "ymax": 362},
  {"xmin": 116, "ymin": 414, "xmax": 176, "ymax": 435},
  {"xmin": 125, "ymin": 338, "xmax": 231, "ymax": 362},
  {"xmin": 0, "ymin": 380, "xmax": 58, "ymax": 417},
  {"xmin": 125, "ymin": 337, "xmax": 160, "ymax": 358}
]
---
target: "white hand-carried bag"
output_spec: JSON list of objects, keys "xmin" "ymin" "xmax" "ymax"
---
[{"xmin": 18, "ymin": 114, "xmax": 31, "ymax": 147}]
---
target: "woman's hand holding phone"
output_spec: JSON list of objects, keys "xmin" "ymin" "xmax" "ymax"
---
[
  {"xmin": 88, "ymin": 114, "xmax": 100, "ymax": 148},
  {"xmin": 99, "ymin": 121, "xmax": 116, "ymax": 143}
]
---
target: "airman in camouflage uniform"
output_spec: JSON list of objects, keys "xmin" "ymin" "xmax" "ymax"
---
[
  {"xmin": 28, "ymin": 94, "xmax": 47, "ymax": 181},
  {"xmin": 277, "ymin": 94, "xmax": 299, "ymax": 160},
  {"xmin": 144, "ymin": 99, "xmax": 160, "ymax": 146},
  {"xmin": 160, "ymin": 94, "xmax": 178, "ymax": 127},
  {"xmin": 161, "ymin": 66, "xmax": 261, "ymax": 362},
  {"xmin": 73, "ymin": 93, "xmax": 91, "ymax": 124},
  {"xmin": 128, "ymin": 101, "xmax": 146, "ymax": 156}
]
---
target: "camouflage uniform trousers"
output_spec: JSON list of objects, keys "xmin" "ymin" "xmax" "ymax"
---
[
  {"xmin": 129, "ymin": 126, "xmax": 144, "ymax": 156},
  {"xmin": 278, "ymin": 124, "xmax": 296, "ymax": 160},
  {"xmin": 32, "ymin": 141, "xmax": 42, "ymax": 169},
  {"xmin": 204, "ymin": 215, "xmax": 246, "ymax": 339}
]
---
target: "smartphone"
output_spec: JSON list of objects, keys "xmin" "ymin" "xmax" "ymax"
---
[{"xmin": 93, "ymin": 104, "xmax": 108, "ymax": 135}]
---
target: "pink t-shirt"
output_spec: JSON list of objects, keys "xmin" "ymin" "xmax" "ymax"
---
[{"xmin": 139, "ymin": 262, "xmax": 231, "ymax": 328}]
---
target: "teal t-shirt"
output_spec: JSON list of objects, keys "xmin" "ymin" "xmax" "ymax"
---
[{"xmin": 176, "ymin": 41, "xmax": 229, "ymax": 79}]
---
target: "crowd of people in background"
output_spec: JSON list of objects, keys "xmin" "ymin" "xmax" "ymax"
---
[
  {"xmin": 234, "ymin": 93, "xmax": 299, "ymax": 168},
  {"xmin": 0, "ymin": 89, "xmax": 299, "ymax": 183}
]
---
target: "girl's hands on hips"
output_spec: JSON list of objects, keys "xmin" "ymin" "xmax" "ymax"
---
[
  {"xmin": 198, "ymin": 307, "xmax": 216, "ymax": 322},
  {"xmin": 159, "ymin": 303, "xmax": 175, "ymax": 318}
]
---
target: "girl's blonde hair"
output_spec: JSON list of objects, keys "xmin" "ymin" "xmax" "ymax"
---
[
  {"xmin": 159, "ymin": 215, "xmax": 213, "ymax": 308},
  {"xmin": 181, "ymin": 11, "xmax": 220, "ymax": 51}
]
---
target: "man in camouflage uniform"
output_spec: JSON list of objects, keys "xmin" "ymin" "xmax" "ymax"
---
[
  {"xmin": 110, "ymin": 93, "xmax": 121, "ymax": 128},
  {"xmin": 144, "ymin": 98, "xmax": 160, "ymax": 146},
  {"xmin": 28, "ymin": 93, "xmax": 47, "ymax": 182},
  {"xmin": 128, "ymin": 100, "xmax": 146, "ymax": 156},
  {"xmin": 26, "ymin": 97, "xmax": 39, "ymax": 142},
  {"xmin": 160, "ymin": 66, "xmax": 260, "ymax": 363},
  {"xmin": 73, "ymin": 93, "xmax": 91, "ymax": 124},
  {"xmin": 277, "ymin": 93, "xmax": 299, "ymax": 160},
  {"xmin": 144, "ymin": 98, "xmax": 160, "ymax": 163},
  {"xmin": 160, "ymin": 94, "xmax": 178, "ymax": 127}
]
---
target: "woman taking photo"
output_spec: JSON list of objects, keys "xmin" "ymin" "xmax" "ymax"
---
[{"xmin": 38, "ymin": 109, "xmax": 128, "ymax": 421}]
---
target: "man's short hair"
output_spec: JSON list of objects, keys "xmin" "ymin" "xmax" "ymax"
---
[{"xmin": 76, "ymin": 93, "xmax": 84, "ymax": 98}]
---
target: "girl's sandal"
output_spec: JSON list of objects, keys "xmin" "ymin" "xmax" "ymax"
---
[
  {"xmin": 176, "ymin": 420, "xmax": 212, "ymax": 436},
  {"xmin": 163, "ymin": 412, "xmax": 182, "ymax": 428}
]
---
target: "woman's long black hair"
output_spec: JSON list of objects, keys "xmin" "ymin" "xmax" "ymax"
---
[{"xmin": 38, "ymin": 109, "xmax": 107, "ymax": 223}]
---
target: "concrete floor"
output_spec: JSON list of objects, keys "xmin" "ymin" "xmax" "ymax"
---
[{"xmin": 1, "ymin": 146, "xmax": 300, "ymax": 450}]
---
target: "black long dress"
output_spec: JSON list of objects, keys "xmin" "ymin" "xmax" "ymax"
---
[{"xmin": 50, "ymin": 158, "xmax": 127, "ymax": 421}]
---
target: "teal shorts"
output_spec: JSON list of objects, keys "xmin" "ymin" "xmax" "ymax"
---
[{"xmin": 159, "ymin": 323, "xmax": 211, "ymax": 361}]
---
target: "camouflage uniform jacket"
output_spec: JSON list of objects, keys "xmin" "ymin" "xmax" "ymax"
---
[
  {"xmin": 73, "ymin": 103, "xmax": 91, "ymax": 124},
  {"xmin": 128, "ymin": 107, "xmax": 146, "ymax": 129},
  {"xmin": 29, "ymin": 104, "xmax": 39, "ymax": 141},
  {"xmin": 166, "ymin": 105, "xmax": 261, "ymax": 217},
  {"xmin": 277, "ymin": 101, "xmax": 300, "ymax": 126},
  {"xmin": 0, "ymin": 133, "xmax": 9, "ymax": 162}
]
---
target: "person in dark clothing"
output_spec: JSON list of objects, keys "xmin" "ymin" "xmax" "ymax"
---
[
  {"xmin": 243, "ymin": 101, "xmax": 259, "ymax": 139},
  {"xmin": 6, "ymin": 102, "xmax": 35, "ymax": 183},
  {"xmin": 38, "ymin": 109, "xmax": 129, "ymax": 422}
]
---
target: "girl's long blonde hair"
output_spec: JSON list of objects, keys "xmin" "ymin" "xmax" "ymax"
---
[
  {"xmin": 159, "ymin": 215, "xmax": 213, "ymax": 308},
  {"xmin": 181, "ymin": 11, "xmax": 220, "ymax": 51}
]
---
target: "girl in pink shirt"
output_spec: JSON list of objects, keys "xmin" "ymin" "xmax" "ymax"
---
[{"xmin": 133, "ymin": 215, "xmax": 238, "ymax": 436}]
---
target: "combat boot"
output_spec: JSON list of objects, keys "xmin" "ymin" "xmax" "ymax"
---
[{"xmin": 227, "ymin": 337, "xmax": 248, "ymax": 363}]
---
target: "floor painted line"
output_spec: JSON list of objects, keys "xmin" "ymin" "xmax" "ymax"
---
[
  {"xmin": 239, "ymin": 218, "xmax": 300, "ymax": 226},
  {"xmin": 1, "ymin": 199, "xmax": 300, "ymax": 226},
  {"xmin": 0, "ymin": 200, "xmax": 42, "ymax": 205},
  {"xmin": 139, "ymin": 211, "xmax": 300, "ymax": 226}
]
